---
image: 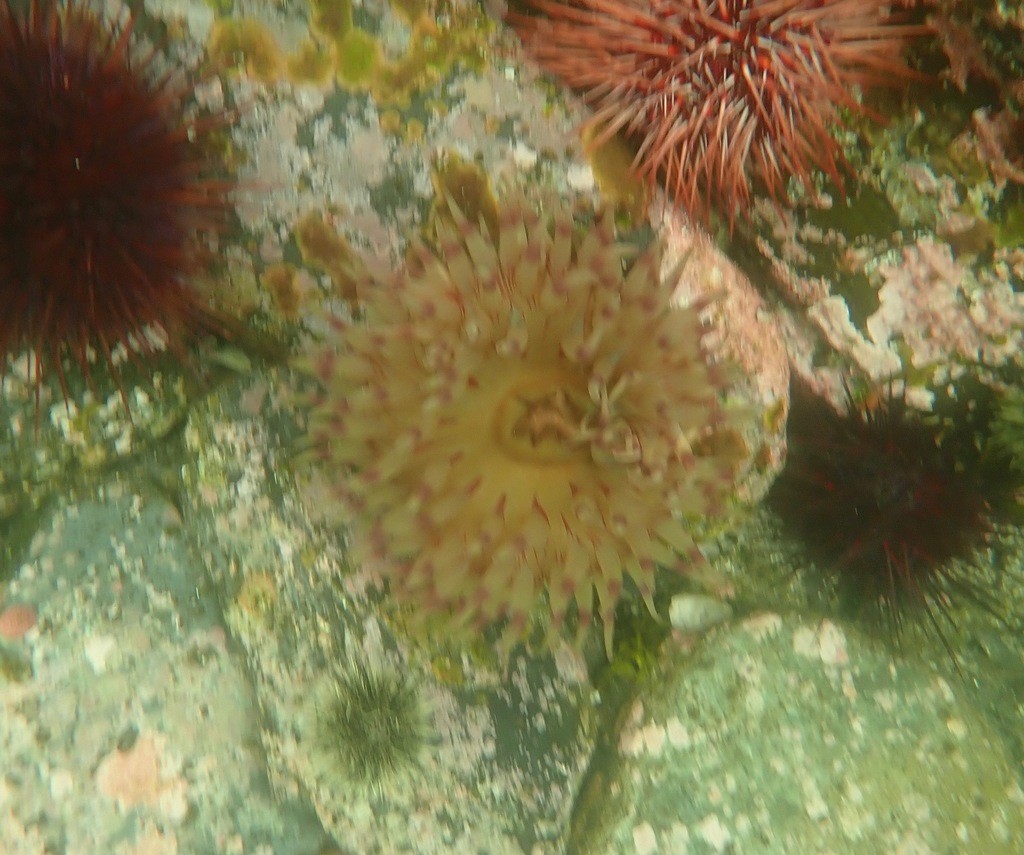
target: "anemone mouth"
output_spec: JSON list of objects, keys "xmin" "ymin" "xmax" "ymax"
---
[
  {"xmin": 492, "ymin": 368, "xmax": 590, "ymax": 465},
  {"xmin": 491, "ymin": 365, "xmax": 646, "ymax": 472}
]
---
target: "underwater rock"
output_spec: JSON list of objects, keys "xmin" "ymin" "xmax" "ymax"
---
[
  {"xmin": 182, "ymin": 376, "xmax": 595, "ymax": 852},
  {"xmin": 658, "ymin": 205, "xmax": 789, "ymax": 503},
  {"xmin": 575, "ymin": 612, "xmax": 1024, "ymax": 853},
  {"xmin": 0, "ymin": 492, "xmax": 322, "ymax": 853}
]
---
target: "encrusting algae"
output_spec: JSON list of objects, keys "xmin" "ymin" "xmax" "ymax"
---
[{"xmin": 306, "ymin": 193, "xmax": 750, "ymax": 655}]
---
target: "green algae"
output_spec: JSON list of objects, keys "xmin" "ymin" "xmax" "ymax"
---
[
  {"xmin": 336, "ymin": 28, "xmax": 380, "ymax": 87},
  {"xmin": 207, "ymin": 19, "xmax": 283, "ymax": 82},
  {"xmin": 310, "ymin": 0, "xmax": 353, "ymax": 40}
]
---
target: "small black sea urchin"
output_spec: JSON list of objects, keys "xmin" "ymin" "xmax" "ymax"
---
[
  {"xmin": 768, "ymin": 381, "xmax": 1000, "ymax": 651},
  {"xmin": 315, "ymin": 664, "xmax": 430, "ymax": 791},
  {"xmin": 0, "ymin": 0, "xmax": 233, "ymax": 406}
]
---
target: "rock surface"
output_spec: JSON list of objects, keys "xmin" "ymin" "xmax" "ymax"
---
[{"xmin": 578, "ymin": 612, "xmax": 1024, "ymax": 854}]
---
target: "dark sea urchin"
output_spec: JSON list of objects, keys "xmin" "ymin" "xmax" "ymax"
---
[
  {"xmin": 509, "ymin": 0, "xmax": 921, "ymax": 226},
  {"xmin": 768, "ymin": 382, "xmax": 1007, "ymax": 654},
  {"xmin": 314, "ymin": 664, "xmax": 430, "ymax": 792},
  {"xmin": 0, "ymin": 0, "xmax": 233, "ymax": 406}
]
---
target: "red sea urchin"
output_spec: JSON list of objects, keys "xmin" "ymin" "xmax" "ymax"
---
[
  {"xmin": 768, "ymin": 381, "xmax": 1000, "ymax": 651},
  {"xmin": 509, "ymin": 0, "xmax": 921, "ymax": 226},
  {"xmin": 0, "ymin": 0, "xmax": 233, "ymax": 406}
]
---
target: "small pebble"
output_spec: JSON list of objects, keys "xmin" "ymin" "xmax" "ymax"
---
[
  {"xmin": 50, "ymin": 769, "xmax": 74, "ymax": 801},
  {"xmin": 669, "ymin": 594, "xmax": 732, "ymax": 634},
  {"xmin": 84, "ymin": 634, "xmax": 117, "ymax": 673}
]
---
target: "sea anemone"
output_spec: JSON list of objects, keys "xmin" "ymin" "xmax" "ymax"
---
[
  {"xmin": 0, "ymin": 0, "xmax": 233, "ymax": 407},
  {"xmin": 508, "ymin": 0, "xmax": 921, "ymax": 226},
  {"xmin": 307, "ymin": 193, "xmax": 748, "ymax": 654},
  {"xmin": 768, "ymin": 380, "xmax": 1002, "ymax": 652}
]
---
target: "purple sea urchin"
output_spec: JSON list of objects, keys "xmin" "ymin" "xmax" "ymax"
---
[
  {"xmin": 768, "ymin": 381, "xmax": 998, "ymax": 649},
  {"xmin": 307, "ymin": 194, "xmax": 749, "ymax": 654},
  {"xmin": 0, "ymin": 0, "xmax": 233, "ymax": 406}
]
